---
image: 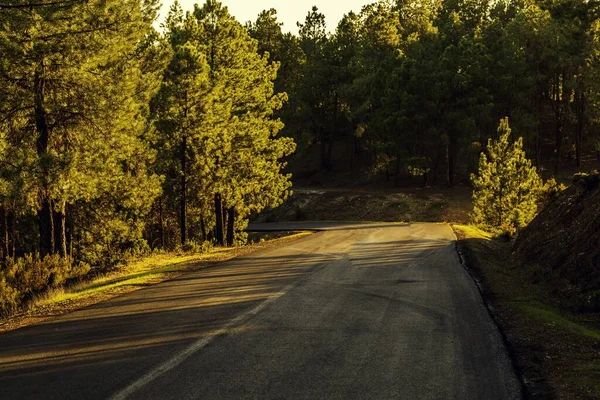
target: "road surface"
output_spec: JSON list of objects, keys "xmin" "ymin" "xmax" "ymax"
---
[{"xmin": 0, "ymin": 222, "xmax": 521, "ymax": 399}]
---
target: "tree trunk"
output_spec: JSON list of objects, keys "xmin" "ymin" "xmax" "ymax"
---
[
  {"xmin": 226, "ymin": 207, "xmax": 235, "ymax": 247},
  {"xmin": 0, "ymin": 205, "xmax": 7, "ymax": 260},
  {"xmin": 180, "ymin": 136, "xmax": 187, "ymax": 245},
  {"xmin": 67, "ymin": 204, "xmax": 74, "ymax": 258},
  {"xmin": 34, "ymin": 60, "xmax": 54, "ymax": 256},
  {"xmin": 53, "ymin": 202, "xmax": 67, "ymax": 257},
  {"xmin": 575, "ymin": 87, "xmax": 585, "ymax": 168},
  {"xmin": 320, "ymin": 136, "xmax": 332, "ymax": 171},
  {"xmin": 429, "ymin": 145, "xmax": 443, "ymax": 186},
  {"xmin": 326, "ymin": 95, "xmax": 337, "ymax": 172},
  {"xmin": 37, "ymin": 200, "xmax": 54, "ymax": 256},
  {"xmin": 158, "ymin": 197, "xmax": 165, "ymax": 249},
  {"xmin": 214, "ymin": 193, "xmax": 224, "ymax": 246},
  {"xmin": 200, "ymin": 215, "xmax": 207, "ymax": 242},
  {"xmin": 447, "ymin": 133, "xmax": 457, "ymax": 187},
  {"xmin": 553, "ymin": 71, "xmax": 570, "ymax": 176},
  {"xmin": 326, "ymin": 139, "xmax": 334, "ymax": 170},
  {"xmin": 394, "ymin": 154, "xmax": 402, "ymax": 187},
  {"xmin": 385, "ymin": 162, "xmax": 390, "ymax": 182},
  {"xmin": 554, "ymin": 118, "xmax": 563, "ymax": 176},
  {"xmin": 349, "ymin": 138, "xmax": 355, "ymax": 172},
  {"xmin": 535, "ymin": 87, "xmax": 543, "ymax": 167}
]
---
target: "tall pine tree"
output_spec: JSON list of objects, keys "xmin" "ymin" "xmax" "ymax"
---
[{"xmin": 0, "ymin": 0, "xmax": 162, "ymax": 259}]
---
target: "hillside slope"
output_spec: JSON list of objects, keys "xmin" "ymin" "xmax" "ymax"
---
[{"xmin": 516, "ymin": 173, "xmax": 600, "ymax": 310}]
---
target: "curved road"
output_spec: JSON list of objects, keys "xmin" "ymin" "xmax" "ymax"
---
[{"xmin": 0, "ymin": 222, "xmax": 521, "ymax": 399}]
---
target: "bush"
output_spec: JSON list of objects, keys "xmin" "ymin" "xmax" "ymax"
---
[
  {"xmin": 123, "ymin": 238, "xmax": 152, "ymax": 260},
  {"xmin": 471, "ymin": 118, "xmax": 544, "ymax": 236},
  {"xmin": 539, "ymin": 177, "xmax": 567, "ymax": 204},
  {"xmin": 0, "ymin": 277, "xmax": 19, "ymax": 317},
  {"xmin": 0, "ymin": 254, "xmax": 90, "ymax": 316},
  {"xmin": 181, "ymin": 240, "xmax": 213, "ymax": 254},
  {"xmin": 6, "ymin": 254, "xmax": 89, "ymax": 294}
]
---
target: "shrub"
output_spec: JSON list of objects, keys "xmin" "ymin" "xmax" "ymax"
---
[
  {"xmin": 471, "ymin": 118, "xmax": 544, "ymax": 236},
  {"xmin": 0, "ymin": 277, "xmax": 18, "ymax": 317},
  {"xmin": 181, "ymin": 240, "xmax": 213, "ymax": 254},
  {"xmin": 123, "ymin": 238, "xmax": 152, "ymax": 260},
  {"xmin": 539, "ymin": 177, "xmax": 567, "ymax": 204},
  {"xmin": 6, "ymin": 254, "xmax": 89, "ymax": 294},
  {"xmin": 0, "ymin": 254, "xmax": 90, "ymax": 315}
]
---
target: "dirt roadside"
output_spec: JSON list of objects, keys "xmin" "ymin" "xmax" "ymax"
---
[{"xmin": 454, "ymin": 226, "xmax": 600, "ymax": 399}]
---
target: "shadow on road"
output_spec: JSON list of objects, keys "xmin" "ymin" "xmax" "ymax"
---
[{"xmin": 0, "ymin": 226, "xmax": 451, "ymax": 400}]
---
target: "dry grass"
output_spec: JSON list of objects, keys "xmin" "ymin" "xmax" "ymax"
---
[{"xmin": 0, "ymin": 232, "xmax": 312, "ymax": 334}]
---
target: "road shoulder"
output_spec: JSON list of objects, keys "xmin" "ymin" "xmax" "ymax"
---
[
  {"xmin": 0, "ymin": 232, "xmax": 313, "ymax": 335},
  {"xmin": 453, "ymin": 225, "xmax": 600, "ymax": 399}
]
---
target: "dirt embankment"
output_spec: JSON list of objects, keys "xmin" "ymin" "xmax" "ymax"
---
[
  {"xmin": 516, "ymin": 172, "xmax": 600, "ymax": 310},
  {"xmin": 255, "ymin": 187, "xmax": 472, "ymax": 224}
]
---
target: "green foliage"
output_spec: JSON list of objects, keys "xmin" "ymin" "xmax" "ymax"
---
[
  {"xmin": 539, "ymin": 177, "xmax": 567, "ymax": 203},
  {"xmin": 181, "ymin": 240, "xmax": 213, "ymax": 254},
  {"xmin": 0, "ymin": 0, "xmax": 162, "ymax": 261},
  {"xmin": 3, "ymin": 0, "xmax": 600, "ymax": 315},
  {"xmin": 0, "ymin": 254, "xmax": 89, "ymax": 316},
  {"xmin": 0, "ymin": 276, "xmax": 19, "ymax": 317},
  {"xmin": 146, "ymin": 1, "xmax": 295, "ymax": 248},
  {"xmin": 471, "ymin": 118, "xmax": 544, "ymax": 235}
]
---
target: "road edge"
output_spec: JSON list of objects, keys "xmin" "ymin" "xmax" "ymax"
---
[
  {"xmin": 452, "ymin": 228, "xmax": 528, "ymax": 400},
  {"xmin": 0, "ymin": 231, "xmax": 315, "ymax": 335}
]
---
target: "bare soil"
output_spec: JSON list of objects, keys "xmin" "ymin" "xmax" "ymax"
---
[
  {"xmin": 255, "ymin": 186, "xmax": 472, "ymax": 224},
  {"xmin": 516, "ymin": 172, "xmax": 600, "ymax": 311}
]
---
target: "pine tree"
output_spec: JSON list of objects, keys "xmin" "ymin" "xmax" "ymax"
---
[
  {"xmin": 471, "ymin": 118, "xmax": 543, "ymax": 235},
  {"xmin": 248, "ymin": 10, "xmax": 305, "ymax": 144},
  {"xmin": 151, "ymin": 3, "xmax": 210, "ymax": 246},
  {"xmin": 246, "ymin": 9, "xmax": 284, "ymax": 62},
  {"xmin": 194, "ymin": 0, "xmax": 295, "ymax": 246},
  {"xmin": 0, "ymin": 0, "xmax": 162, "ymax": 258}
]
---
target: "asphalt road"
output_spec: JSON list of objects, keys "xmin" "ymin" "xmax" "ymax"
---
[{"xmin": 0, "ymin": 222, "xmax": 521, "ymax": 399}]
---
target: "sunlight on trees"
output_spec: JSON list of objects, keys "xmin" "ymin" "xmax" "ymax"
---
[
  {"xmin": 2, "ymin": 0, "xmax": 600, "ymax": 313},
  {"xmin": 471, "ymin": 118, "xmax": 543, "ymax": 236}
]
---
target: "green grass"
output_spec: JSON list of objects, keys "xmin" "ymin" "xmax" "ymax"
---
[
  {"xmin": 518, "ymin": 301, "xmax": 600, "ymax": 340},
  {"xmin": 454, "ymin": 224, "xmax": 600, "ymax": 399},
  {"xmin": 34, "ymin": 251, "xmax": 237, "ymax": 307},
  {"xmin": 452, "ymin": 224, "xmax": 492, "ymax": 240}
]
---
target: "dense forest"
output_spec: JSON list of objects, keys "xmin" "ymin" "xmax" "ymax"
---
[
  {"xmin": 1, "ymin": 0, "xmax": 600, "ymax": 277},
  {"xmin": 0, "ymin": 0, "xmax": 293, "ymax": 276},
  {"xmin": 259, "ymin": 0, "xmax": 600, "ymax": 187}
]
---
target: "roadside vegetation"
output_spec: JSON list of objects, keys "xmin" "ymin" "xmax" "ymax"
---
[
  {"xmin": 457, "ymin": 130, "xmax": 600, "ymax": 398},
  {"xmin": 0, "ymin": 1, "xmax": 294, "ymax": 317},
  {"xmin": 471, "ymin": 119, "xmax": 547, "ymax": 237},
  {"xmin": 454, "ymin": 223, "xmax": 600, "ymax": 399},
  {"xmin": 0, "ymin": 231, "xmax": 310, "ymax": 332},
  {"xmin": 1, "ymin": 1, "xmax": 600, "ymax": 392}
]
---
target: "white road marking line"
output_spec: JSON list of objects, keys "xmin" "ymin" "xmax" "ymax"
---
[
  {"xmin": 108, "ymin": 252, "xmax": 339, "ymax": 400},
  {"xmin": 109, "ymin": 288, "xmax": 287, "ymax": 400}
]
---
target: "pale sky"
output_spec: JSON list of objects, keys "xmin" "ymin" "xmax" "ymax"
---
[{"xmin": 157, "ymin": 1, "xmax": 373, "ymax": 34}]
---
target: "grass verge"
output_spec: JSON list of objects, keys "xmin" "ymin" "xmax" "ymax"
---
[
  {"xmin": 0, "ymin": 231, "xmax": 312, "ymax": 334},
  {"xmin": 453, "ymin": 225, "xmax": 600, "ymax": 399}
]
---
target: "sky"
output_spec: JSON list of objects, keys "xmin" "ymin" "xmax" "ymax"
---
[{"xmin": 157, "ymin": 1, "xmax": 373, "ymax": 34}]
